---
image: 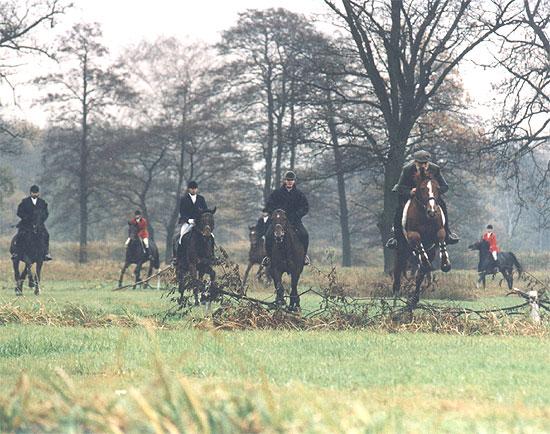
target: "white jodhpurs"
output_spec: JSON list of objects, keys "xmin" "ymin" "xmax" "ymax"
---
[
  {"xmin": 142, "ymin": 237, "xmax": 149, "ymax": 248},
  {"xmin": 492, "ymin": 251, "xmax": 498, "ymax": 261},
  {"xmin": 179, "ymin": 222, "xmax": 194, "ymax": 244}
]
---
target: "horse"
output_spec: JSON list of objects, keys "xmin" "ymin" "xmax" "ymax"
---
[
  {"xmin": 393, "ymin": 170, "xmax": 451, "ymax": 310},
  {"xmin": 267, "ymin": 209, "xmax": 305, "ymax": 311},
  {"xmin": 175, "ymin": 208, "xmax": 218, "ymax": 306},
  {"xmin": 118, "ymin": 223, "xmax": 160, "ymax": 289},
  {"xmin": 11, "ymin": 226, "xmax": 46, "ymax": 296},
  {"xmin": 468, "ymin": 239, "xmax": 522, "ymax": 290},
  {"xmin": 241, "ymin": 225, "xmax": 271, "ymax": 291}
]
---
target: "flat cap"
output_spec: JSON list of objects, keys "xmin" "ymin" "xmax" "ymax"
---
[{"xmin": 412, "ymin": 150, "xmax": 431, "ymax": 163}]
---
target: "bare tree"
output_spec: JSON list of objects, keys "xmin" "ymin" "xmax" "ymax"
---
[
  {"xmin": 324, "ymin": 0, "xmax": 517, "ymax": 270},
  {"xmin": 36, "ymin": 22, "xmax": 134, "ymax": 262}
]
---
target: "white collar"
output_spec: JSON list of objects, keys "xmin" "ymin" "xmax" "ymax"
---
[{"xmin": 31, "ymin": 197, "xmax": 38, "ymax": 205}]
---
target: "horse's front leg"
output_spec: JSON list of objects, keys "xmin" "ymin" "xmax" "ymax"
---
[
  {"xmin": 13, "ymin": 259, "xmax": 23, "ymax": 296},
  {"xmin": 189, "ymin": 264, "xmax": 200, "ymax": 306},
  {"xmin": 34, "ymin": 261, "xmax": 43, "ymax": 295},
  {"xmin": 144, "ymin": 261, "xmax": 154, "ymax": 289},
  {"xmin": 289, "ymin": 271, "xmax": 301, "ymax": 312},
  {"xmin": 133, "ymin": 263, "xmax": 143, "ymax": 290},
  {"xmin": 407, "ymin": 232, "xmax": 430, "ymax": 271},
  {"xmin": 118, "ymin": 263, "xmax": 129, "ymax": 288},
  {"xmin": 241, "ymin": 262, "xmax": 253, "ymax": 293},
  {"xmin": 271, "ymin": 269, "xmax": 285, "ymax": 307}
]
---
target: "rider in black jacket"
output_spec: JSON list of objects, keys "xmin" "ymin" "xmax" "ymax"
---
[
  {"xmin": 10, "ymin": 185, "xmax": 52, "ymax": 260},
  {"xmin": 264, "ymin": 171, "xmax": 310, "ymax": 265}
]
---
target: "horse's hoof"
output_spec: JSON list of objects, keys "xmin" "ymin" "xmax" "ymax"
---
[
  {"xmin": 34, "ymin": 288, "xmax": 40, "ymax": 295},
  {"xmin": 441, "ymin": 263, "xmax": 451, "ymax": 273},
  {"xmin": 15, "ymin": 289, "xmax": 22, "ymax": 296}
]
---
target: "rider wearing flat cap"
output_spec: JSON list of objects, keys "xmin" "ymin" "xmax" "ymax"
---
[
  {"xmin": 386, "ymin": 150, "xmax": 459, "ymax": 249},
  {"xmin": 263, "ymin": 171, "xmax": 310, "ymax": 265}
]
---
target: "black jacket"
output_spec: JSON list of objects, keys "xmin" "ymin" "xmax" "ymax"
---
[
  {"xmin": 17, "ymin": 196, "xmax": 49, "ymax": 229},
  {"xmin": 178, "ymin": 193, "xmax": 208, "ymax": 224},
  {"xmin": 266, "ymin": 185, "xmax": 309, "ymax": 224},
  {"xmin": 392, "ymin": 161, "xmax": 449, "ymax": 197}
]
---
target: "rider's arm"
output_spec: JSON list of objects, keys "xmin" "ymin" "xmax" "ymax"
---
[
  {"xmin": 16, "ymin": 201, "xmax": 26, "ymax": 220},
  {"xmin": 42, "ymin": 201, "xmax": 49, "ymax": 223},
  {"xmin": 435, "ymin": 168, "xmax": 449, "ymax": 194},
  {"xmin": 393, "ymin": 165, "xmax": 414, "ymax": 196},
  {"xmin": 296, "ymin": 192, "xmax": 309, "ymax": 218}
]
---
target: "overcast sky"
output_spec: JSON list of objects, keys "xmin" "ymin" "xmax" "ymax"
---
[{"xmin": 5, "ymin": 0, "xmax": 500, "ymax": 126}]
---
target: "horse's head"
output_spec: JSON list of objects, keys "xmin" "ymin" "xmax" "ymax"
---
[
  {"xmin": 248, "ymin": 225, "xmax": 258, "ymax": 245},
  {"xmin": 127, "ymin": 221, "xmax": 139, "ymax": 239},
  {"xmin": 413, "ymin": 171, "xmax": 440, "ymax": 219},
  {"xmin": 197, "ymin": 207, "xmax": 216, "ymax": 237},
  {"xmin": 271, "ymin": 209, "xmax": 289, "ymax": 244},
  {"xmin": 469, "ymin": 239, "xmax": 489, "ymax": 252}
]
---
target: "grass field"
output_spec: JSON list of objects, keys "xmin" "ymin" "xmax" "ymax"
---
[{"xmin": 0, "ymin": 260, "xmax": 548, "ymax": 432}]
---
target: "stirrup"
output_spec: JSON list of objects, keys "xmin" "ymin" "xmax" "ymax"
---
[
  {"xmin": 304, "ymin": 255, "xmax": 310, "ymax": 265},
  {"xmin": 261, "ymin": 256, "xmax": 270, "ymax": 267},
  {"xmin": 44, "ymin": 254, "xmax": 53, "ymax": 261},
  {"xmin": 385, "ymin": 237, "xmax": 398, "ymax": 249},
  {"xmin": 446, "ymin": 232, "xmax": 460, "ymax": 245}
]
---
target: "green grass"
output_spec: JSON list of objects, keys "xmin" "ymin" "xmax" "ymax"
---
[{"xmin": 0, "ymin": 271, "xmax": 548, "ymax": 432}]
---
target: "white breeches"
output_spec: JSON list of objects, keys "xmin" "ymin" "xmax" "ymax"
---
[
  {"xmin": 492, "ymin": 251, "xmax": 498, "ymax": 261},
  {"xmin": 142, "ymin": 237, "xmax": 149, "ymax": 248},
  {"xmin": 179, "ymin": 222, "xmax": 194, "ymax": 243}
]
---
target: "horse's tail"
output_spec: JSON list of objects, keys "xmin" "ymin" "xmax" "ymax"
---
[{"xmin": 509, "ymin": 252, "xmax": 523, "ymax": 276}]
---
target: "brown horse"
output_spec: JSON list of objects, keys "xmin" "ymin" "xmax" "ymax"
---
[
  {"xmin": 175, "ymin": 208, "xmax": 217, "ymax": 306},
  {"xmin": 393, "ymin": 170, "xmax": 451, "ymax": 310},
  {"xmin": 241, "ymin": 225, "xmax": 270, "ymax": 291},
  {"xmin": 268, "ymin": 209, "xmax": 305, "ymax": 311}
]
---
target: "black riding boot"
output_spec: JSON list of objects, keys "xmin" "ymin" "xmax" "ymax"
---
[
  {"xmin": 262, "ymin": 232, "xmax": 273, "ymax": 266},
  {"xmin": 386, "ymin": 200, "xmax": 406, "ymax": 250},
  {"xmin": 438, "ymin": 199, "xmax": 459, "ymax": 245},
  {"xmin": 10, "ymin": 234, "xmax": 18, "ymax": 260}
]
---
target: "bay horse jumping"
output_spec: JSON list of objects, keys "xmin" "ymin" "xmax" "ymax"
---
[
  {"xmin": 468, "ymin": 239, "xmax": 522, "ymax": 290},
  {"xmin": 11, "ymin": 226, "xmax": 46, "ymax": 296},
  {"xmin": 118, "ymin": 223, "xmax": 160, "ymax": 289},
  {"xmin": 268, "ymin": 209, "xmax": 305, "ymax": 311},
  {"xmin": 241, "ymin": 225, "xmax": 271, "ymax": 291},
  {"xmin": 393, "ymin": 170, "xmax": 451, "ymax": 310},
  {"xmin": 175, "ymin": 208, "xmax": 218, "ymax": 306}
]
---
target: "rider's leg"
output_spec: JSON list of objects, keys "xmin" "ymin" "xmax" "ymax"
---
[
  {"xmin": 492, "ymin": 251, "xmax": 498, "ymax": 268},
  {"xmin": 262, "ymin": 223, "xmax": 274, "ymax": 266},
  {"xmin": 10, "ymin": 232, "xmax": 19, "ymax": 259},
  {"xmin": 179, "ymin": 222, "xmax": 193, "ymax": 244},
  {"xmin": 44, "ymin": 228, "xmax": 52, "ymax": 260},
  {"xmin": 386, "ymin": 197, "xmax": 407, "ymax": 249},
  {"xmin": 438, "ymin": 199, "xmax": 459, "ymax": 244},
  {"xmin": 143, "ymin": 237, "xmax": 152, "ymax": 258},
  {"xmin": 295, "ymin": 221, "xmax": 310, "ymax": 265}
]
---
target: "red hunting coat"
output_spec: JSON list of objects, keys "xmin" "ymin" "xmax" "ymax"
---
[
  {"xmin": 130, "ymin": 217, "xmax": 149, "ymax": 239},
  {"xmin": 482, "ymin": 232, "xmax": 499, "ymax": 253}
]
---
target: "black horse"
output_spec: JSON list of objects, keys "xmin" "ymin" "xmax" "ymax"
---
[
  {"xmin": 118, "ymin": 223, "xmax": 160, "ymax": 289},
  {"xmin": 175, "ymin": 208, "xmax": 218, "ymax": 306},
  {"xmin": 267, "ymin": 209, "xmax": 305, "ymax": 311},
  {"xmin": 11, "ymin": 226, "xmax": 46, "ymax": 296},
  {"xmin": 468, "ymin": 239, "xmax": 522, "ymax": 290},
  {"xmin": 241, "ymin": 225, "xmax": 271, "ymax": 291}
]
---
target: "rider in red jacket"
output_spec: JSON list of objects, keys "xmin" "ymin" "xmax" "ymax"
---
[
  {"xmin": 482, "ymin": 224, "xmax": 499, "ymax": 266},
  {"xmin": 126, "ymin": 210, "xmax": 152, "ymax": 258}
]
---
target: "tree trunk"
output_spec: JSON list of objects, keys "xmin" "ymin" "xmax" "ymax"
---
[
  {"xmin": 326, "ymin": 93, "xmax": 352, "ymax": 267},
  {"xmin": 79, "ymin": 56, "xmax": 89, "ymax": 264},
  {"xmin": 263, "ymin": 74, "xmax": 275, "ymax": 202},
  {"xmin": 289, "ymin": 81, "xmax": 297, "ymax": 171},
  {"xmin": 381, "ymin": 137, "xmax": 406, "ymax": 273}
]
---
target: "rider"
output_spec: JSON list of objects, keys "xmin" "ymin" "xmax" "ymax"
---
[
  {"xmin": 263, "ymin": 171, "xmax": 310, "ymax": 266},
  {"xmin": 10, "ymin": 185, "xmax": 52, "ymax": 261},
  {"xmin": 255, "ymin": 207, "xmax": 270, "ymax": 240},
  {"xmin": 386, "ymin": 150, "xmax": 459, "ymax": 249},
  {"xmin": 482, "ymin": 224, "xmax": 499, "ymax": 269},
  {"xmin": 126, "ymin": 210, "xmax": 152, "ymax": 259},
  {"xmin": 178, "ymin": 180, "xmax": 209, "ymax": 244}
]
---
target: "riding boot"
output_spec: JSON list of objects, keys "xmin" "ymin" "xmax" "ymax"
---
[
  {"xmin": 145, "ymin": 247, "xmax": 152, "ymax": 260},
  {"xmin": 439, "ymin": 199, "xmax": 459, "ymax": 244},
  {"xmin": 385, "ymin": 227, "xmax": 398, "ymax": 250},
  {"xmin": 262, "ymin": 234, "xmax": 273, "ymax": 266},
  {"xmin": 10, "ymin": 234, "xmax": 18, "ymax": 259}
]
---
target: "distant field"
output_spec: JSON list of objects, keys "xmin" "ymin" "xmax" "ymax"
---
[{"xmin": 0, "ymin": 261, "xmax": 548, "ymax": 432}]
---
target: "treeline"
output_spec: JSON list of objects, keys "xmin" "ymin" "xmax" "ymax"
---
[{"xmin": 0, "ymin": 1, "xmax": 548, "ymax": 268}]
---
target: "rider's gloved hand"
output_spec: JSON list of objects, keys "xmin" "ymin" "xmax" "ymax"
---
[{"xmin": 125, "ymin": 238, "xmax": 131, "ymax": 246}]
